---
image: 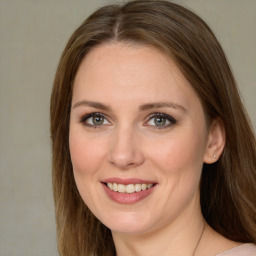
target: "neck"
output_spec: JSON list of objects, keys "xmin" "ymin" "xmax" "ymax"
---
[{"xmin": 112, "ymin": 201, "xmax": 205, "ymax": 256}]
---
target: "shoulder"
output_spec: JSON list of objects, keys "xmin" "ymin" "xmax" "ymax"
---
[{"xmin": 216, "ymin": 243, "xmax": 256, "ymax": 256}]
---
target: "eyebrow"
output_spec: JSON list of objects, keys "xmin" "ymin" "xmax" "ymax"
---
[
  {"xmin": 72, "ymin": 100, "xmax": 112, "ymax": 111},
  {"xmin": 72, "ymin": 100, "xmax": 186, "ymax": 112},
  {"xmin": 139, "ymin": 102, "xmax": 187, "ymax": 112}
]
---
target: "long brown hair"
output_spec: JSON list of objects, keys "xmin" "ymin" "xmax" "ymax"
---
[{"xmin": 50, "ymin": 1, "xmax": 256, "ymax": 255}]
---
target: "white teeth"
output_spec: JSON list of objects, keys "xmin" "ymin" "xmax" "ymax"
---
[
  {"xmin": 113, "ymin": 183, "xmax": 118, "ymax": 192},
  {"xmin": 135, "ymin": 184, "xmax": 142, "ymax": 192},
  {"xmin": 117, "ymin": 184, "xmax": 126, "ymax": 193},
  {"xmin": 107, "ymin": 183, "xmax": 113, "ymax": 190},
  {"xmin": 141, "ymin": 184, "xmax": 147, "ymax": 190},
  {"xmin": 106, "ymin": 183, "xmax": 154, "ymax": 194},
  {"xmin": 126, "ymin": 184, "xmax": 135, "ymax": 193},
  {"xmin": 147, "ymin": 184, "xmax": 153, "ymax": 189}
]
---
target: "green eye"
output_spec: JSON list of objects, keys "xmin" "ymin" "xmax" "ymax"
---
[
  {"xmin": 92, "ymin": 116, "xmax": 105, "ymax": 125},
  {"xmin": 146, "ymin": 113, "xmax": 176, "ymax": 129},
  {"xmin": 153, "ymin": 117, "xmax": 167, "ymax": 126},
  {"xmin": 81, "ymin": 113, "xmax": 110, "ymax": 127}
]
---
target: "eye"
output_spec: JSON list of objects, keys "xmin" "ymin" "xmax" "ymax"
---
[
  {"xmin": 81, "ymin": 113, "xmax": 111, "ymax": 127},
  {"xmin": 145, "ymin": 113, "xmax": 176, "ymax": 129}
]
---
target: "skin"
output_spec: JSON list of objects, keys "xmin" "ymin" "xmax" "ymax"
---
[{"xmin": 69, "ymin": 43, "xmax": 239, "ymax": 256}]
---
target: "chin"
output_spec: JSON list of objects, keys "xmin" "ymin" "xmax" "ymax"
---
[{"xmin": 99, "ymin": 210, "xmax": 155, "ymax": 234}]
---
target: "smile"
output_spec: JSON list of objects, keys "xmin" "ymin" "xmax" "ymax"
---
[
  {"xmin": 106, "ymin": 183, "xmax": 154, "ymax": 193},
  {"xmin": 102, "ymin": 179, "xmax": 157, "ymax": 204}
]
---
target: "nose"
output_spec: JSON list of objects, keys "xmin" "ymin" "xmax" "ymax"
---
[{"xmin": 108, "ymin": 126, "xmax": 145, "ymax": 170}]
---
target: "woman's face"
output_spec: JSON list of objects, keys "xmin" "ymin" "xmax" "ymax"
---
[{"xmin": 69, "ymin": 43, "xmax": 212, "ymax": 234}]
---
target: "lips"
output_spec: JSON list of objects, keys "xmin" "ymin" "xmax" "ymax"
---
[{"xmin": 101, "ymin": 178, "xmax": 157, "ymax": 204}]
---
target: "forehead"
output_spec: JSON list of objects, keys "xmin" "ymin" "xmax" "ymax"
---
[
  {"xmin": 72, "ymin": 43, "xmax": 200, "ymax": 111},
  {"xmin": 76, "ymin": 42, "xmax": 180, "ymax": 81}
]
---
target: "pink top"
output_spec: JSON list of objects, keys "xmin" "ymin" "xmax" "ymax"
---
[{"xmin": 216, "ymin": 243, "xmax": 256, "ymax": 256}]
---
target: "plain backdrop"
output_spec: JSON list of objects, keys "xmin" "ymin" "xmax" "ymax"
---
[{"xmin": 0, "ymin": 0, "xmax": 255, "ymax": 255}]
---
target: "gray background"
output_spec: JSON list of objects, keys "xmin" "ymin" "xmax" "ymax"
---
[{"xmin": 0, "ymin": 0, "xmax": 255, "ymax": 255}]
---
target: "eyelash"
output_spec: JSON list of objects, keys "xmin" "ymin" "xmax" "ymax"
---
[
  {"xmin": 80, "ymin": 112, "xmax": 177, "ymax": 129},
  {"xmin": 144, "ymin": 112, "xmax": 177, "ymax": 129},
  {"xmin": 80, "ymin": 112, "xmax": 111, "ymax": 128}
]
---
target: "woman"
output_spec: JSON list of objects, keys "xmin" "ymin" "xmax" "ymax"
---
[{"xmin": 50, "ymin": 1, "xmax": 256, "ymax": 255}]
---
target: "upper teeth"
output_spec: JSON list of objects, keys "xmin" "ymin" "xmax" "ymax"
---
[{"xmin": 107, "ymin": 183, "xmax": 153, "ymax": 193}]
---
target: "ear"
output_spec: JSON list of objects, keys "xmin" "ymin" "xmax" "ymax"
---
[{"xmin": 203, "ymin": 118, "xmax": 226, "ymax": 164}]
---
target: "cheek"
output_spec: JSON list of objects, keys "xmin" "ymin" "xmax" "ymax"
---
[
  {"xmin": 69, "ymin": 129, "xmax": 108, "ymax": 210},
  {"xmin": 154, "ymin": 134, "xmax": 204, "ymax": 168},
  {"xmin": 147, "ymin": 125, "xmax": 207, "ymax": 189},
  {"xmin": 150, "ymin": 129, "xmax": 206, "ymax": 212},
  {"xmin": 69, "ymin": 129, "xmax": 106, "ymax": 177}
]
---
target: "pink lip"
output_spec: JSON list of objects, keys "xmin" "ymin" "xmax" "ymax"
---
[
  {"xmin": 101, "ymin": 177, "xmax": 157, "ymax": 204},
  {"xmin": 102, "ymin": 177, "xmax": 156, "ymax": 185}
]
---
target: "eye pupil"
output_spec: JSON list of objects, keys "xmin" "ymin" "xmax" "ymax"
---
[
  {"xmin": 154, "ymin": 117, "xmax": 166, "ymax": 126},
  {"xmin": 93, "ymin": 116, "xmax": 104, "ymax": 125}
]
